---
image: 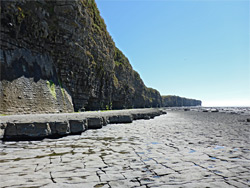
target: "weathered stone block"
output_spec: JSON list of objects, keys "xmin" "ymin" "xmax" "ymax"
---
[
  {"xmin": 69, "ymin": 119, "xmax": 87, "ymax": 134},
  {"xmin": 132, "ymin": 113, "xmax": 144, "ymax": 120},
  {"xmin": 132, "ymin": 113, "xmax": 153, "ymax": 120},
  {"xmin": 49, "ymin": 122, "xmax": 57, "ymax": 135},
  {"xmin": 87, "ymin": 117, "xmax": 103, "ymax": 129},
  {"xmin": 0, "ymin": 123, "xmax": 6, "ymax": 139},
  {"xmin": 54, "ymin": 121, "xmax": 70, "ymax": 135},
  {"xmin": 16, "ymin": 122, "xmax": 51, "ymax": 137},
  {"xmin": 150, "ymin": 111, "xmax": 162, "ymax": 118},
  {"xmin": 102, "ymin": 117, "xmax": 109, "ymax": 126},
  {"xmin": 4, "ymin": 123, "xmax": 17, "ymax": 136},
  {"xmin": 143, "ymin": 115, "xmax": 151, "ymax": 120},
  {"xmin": 211, "ymin": 109, "xmax": 219, "ymax": 112},
  {"xmin": 109, "ymin": 115, "xmax": 133, "ymax": 124}
]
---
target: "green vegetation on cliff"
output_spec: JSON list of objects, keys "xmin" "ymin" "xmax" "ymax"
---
[
  {"xmin": 114, "ymin": 48, "xmax": 132, "ymax": 69},
  {"xmin": 46, "ymin": 80, "xmax": 57, "ymax": 99}
]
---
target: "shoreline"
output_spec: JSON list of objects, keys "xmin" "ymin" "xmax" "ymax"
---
[
  {"xmin": 165, "ymin": 106, "xmax": 250, "ymax": 115},
  {"xmin": 0, "ymin": 108, "xmax": 166, "ymax": 141},
  {"xmin": 1, "ymin": 106, "xmax": 249, "ymax": 142}
]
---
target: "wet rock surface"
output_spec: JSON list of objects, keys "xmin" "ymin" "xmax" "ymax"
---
[{"xmin": 0, "ymin": 110, "xmax": 250, "ymax": 187}]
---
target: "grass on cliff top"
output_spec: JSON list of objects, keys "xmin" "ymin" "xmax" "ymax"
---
[{"xmin": 83, "ymin": 0, "xmax": 108, "ymax": 36}]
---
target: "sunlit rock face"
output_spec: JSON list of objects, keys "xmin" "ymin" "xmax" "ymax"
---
[
  {"xmin": 0, "ymin": 0, "xmax": 162, "ymax": 114},
  {"xmin": 162, "ymin": 95, "xmax": 201, "ymax": 107}
]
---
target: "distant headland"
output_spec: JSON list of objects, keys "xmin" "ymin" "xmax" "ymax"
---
[{"xmin": 162, "ymin": 95, "xmax": 201, "ymax": 107}]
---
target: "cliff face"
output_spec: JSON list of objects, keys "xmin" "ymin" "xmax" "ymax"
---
[
  {"xmin": 0, "ymin": 0, "xmax": 162, "ymax": 114},
  {"xmin": 162, "ymin": 95, "xmax": 201, "ymax": 107},
  {"xmin": 112, "ymin": 48, "xmax": 162, "ymax": 109}
]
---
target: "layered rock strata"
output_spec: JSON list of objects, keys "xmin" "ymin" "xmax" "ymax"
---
[
  {"xmin": 162, "ymin": 95, "xmax": 201, "ymax": 107},
  {"xmin": 0, "ymin": 108, "xmax": 165, "ymax": 141},
  {"xmin": 0, "ymin": 0, "xmax": 162, "ymax": 115}
]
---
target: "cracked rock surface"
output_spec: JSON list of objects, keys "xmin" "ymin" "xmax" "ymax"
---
[{"xmin": 0, "ymin": 110, "xmax": 249, "ymax": 187}]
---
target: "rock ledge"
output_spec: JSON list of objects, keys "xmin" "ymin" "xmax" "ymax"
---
[{"xmin": 0, "ymin": 108, "xmax": 166, "ymax": 141}]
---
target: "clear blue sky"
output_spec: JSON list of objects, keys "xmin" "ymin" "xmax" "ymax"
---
[{"xmin": 96, "ymin": 0, "xmax": 250, "ymax": 107}]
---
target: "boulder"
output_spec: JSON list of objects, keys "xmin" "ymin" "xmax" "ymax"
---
[
  {"xmin": 230, "ymin": 112, "xmax": 238, "ymax": 114},
  {"xmin": 160, "ymin": 110, "xmax": 167, "ymax": 114},
  {"xmin": 211, "ymin": 109, "xmax": 219, "ymax": 112}
]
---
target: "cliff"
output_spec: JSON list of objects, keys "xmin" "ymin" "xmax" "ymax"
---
[
  {"xmin": 0, "ymin": 0, "xmax": 162, "ymax": 114},
  {"xmin": 162, "ymin": 95, "xmax": 201, "ymax": 107}
]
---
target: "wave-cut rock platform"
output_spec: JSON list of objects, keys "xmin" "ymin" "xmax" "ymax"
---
[{"xmin": 0, "ymin": 108, "xmax": 166, "ymax": 141}]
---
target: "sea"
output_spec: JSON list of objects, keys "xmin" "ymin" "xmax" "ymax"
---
[{"xmin": 164, "ymin": 106, "xmax": 250, "ymax": 116}]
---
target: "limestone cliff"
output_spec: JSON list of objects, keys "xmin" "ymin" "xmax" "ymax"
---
[
  {"xmin": 162, "ymin": 95, "xmax": 201, "ymax": 107},
  {"xmin": 0, "ymin": 0, "xmax": 162, "ymax": 114}
]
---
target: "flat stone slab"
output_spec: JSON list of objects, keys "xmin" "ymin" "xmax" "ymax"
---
[
  {"xmin": 0, "ymin": 108, "xmax": 164, "ymax": 141},
  {"xmin": 69, "ymin": 119, "xmax": 87, "ymax": 134},
  {"xmin": 108, "ymin": 115, "xmax": 133, "ymax": 124},
  {"xmin": 0, "ymin": 109, "xmax": 249, "ymax": 187},
  {"xmin": 87, "ymin": 117, "xmax": 103, "ymax": 129},
  {"xmin": 4, "ymin": 122, "xmax": 51, "ymax": 140},
  {"xmin": 50, "ymin": 121, "xmax": 70, "ymax": 136}
]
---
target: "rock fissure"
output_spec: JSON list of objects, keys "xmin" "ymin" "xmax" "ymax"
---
[
  {"xmin": 132, "ymin": 146, "xmax": 157, "ymax": 177},
  {"xmin": 165, "ymin": 143, "xmax": 180, "ymax": 152},
  {"xmin": 187, "ymin": 160, "xmax": 229, "ymax": 180},
  {"xmin": 49, "ymin": 171, "xmax": 56, "ymax": 183},
  {"xmin": 151, "ymin": 158, "xmax": 181, "ymax": 175},
  {"xmin": 96, "ymin": 170, "xmax": 101, "ymax": 182},
  {"xmin": 34, "ymin": 164, "xmax": 39, "ymax": 172}
]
